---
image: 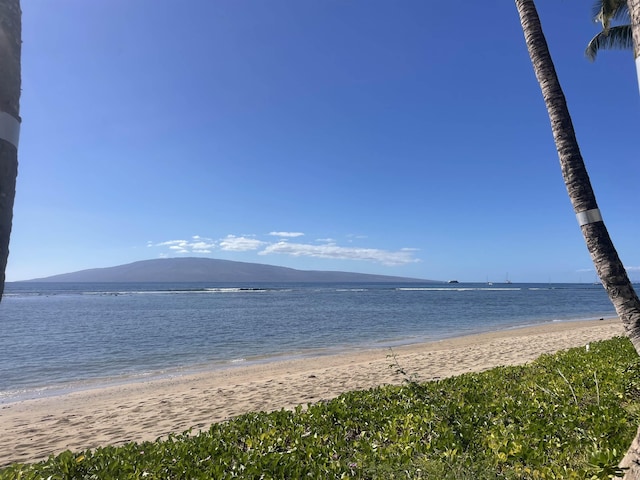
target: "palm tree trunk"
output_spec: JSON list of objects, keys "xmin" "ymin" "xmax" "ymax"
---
[
  {"xmin": 0, "ymin": 0, "xmax": 21, "ymax": 301},
  {"xmin": 515, "ymin": 1, "xmax": 640, "ymax": 476},
  {"xmin": 515, "ymin": 0, "xmax": 640, "ymax": 351},
  {"xmin": 628, "ymin": 0, "xmax": 640, "ymax": 93}
]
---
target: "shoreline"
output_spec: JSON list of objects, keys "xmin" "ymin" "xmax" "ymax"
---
[
  {"xmin": 0, "ymin": 314, "xmax": 615, "ymax": 406},
  {"xmin": 0, "ymin": 317, "xmax": 625, "ymax": 467}
]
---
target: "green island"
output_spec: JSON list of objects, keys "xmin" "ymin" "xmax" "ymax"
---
[{"xmin": 2, "ymin": 336, "xmax": 639, "ymax": 479}]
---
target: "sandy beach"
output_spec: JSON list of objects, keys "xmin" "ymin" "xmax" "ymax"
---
[{"xmin": 0, "ymin": 318, "xmax": 625, "ymax": 467}]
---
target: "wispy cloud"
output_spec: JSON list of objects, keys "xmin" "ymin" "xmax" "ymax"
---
[
  {"xmin": 578, "ymin": 266, "xmax": 640, "ymax": 273},
  {"xmin": 346, "ymin": 234, "xmax": 368, "ymax": 242},
  {"xmin": 269, "ymin": 231, "xmax": 305, "ymax": 238},
  {"xmin": 148, "ymin": 232, "xmax": 421, "ymax": 266},
  {"xmin": 219, "ymin": 235, "xmax": 265, "ymax": 251},
  {"xmin": 259, "ymin": 241, "xmax": 420, "ymax": 266},
  {"xmin": 147, "ymin": 236, "xmax": 216, "ymax": 254}
]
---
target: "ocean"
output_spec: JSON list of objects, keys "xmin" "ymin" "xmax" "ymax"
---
[{"xmin": 0, "ymin": 282, "xmax": 616, "ymax": 403}]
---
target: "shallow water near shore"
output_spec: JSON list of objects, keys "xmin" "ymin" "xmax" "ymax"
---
[{"xmin": 0, "ymin": 281, "xmax": 615, "ymax": 402}]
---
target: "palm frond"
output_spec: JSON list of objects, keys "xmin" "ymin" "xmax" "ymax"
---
[
  {"xmin": 591, "ymin": 0, "xmax": 629, "ymax": 31},
  {"xmin": 585, "ymin": 25, "xmax": 633, "ymax": 61}
]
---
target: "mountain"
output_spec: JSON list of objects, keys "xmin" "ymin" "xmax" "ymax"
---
[{"xmin": 25, "ymin": 257, "xmax": 433, "ymax": 283}]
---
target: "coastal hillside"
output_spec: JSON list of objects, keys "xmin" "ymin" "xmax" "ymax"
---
[{"xmin": 26, "ymin": 257, "xmax": 432, "ymax": 283}]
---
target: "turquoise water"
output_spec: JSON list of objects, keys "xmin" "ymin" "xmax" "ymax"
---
[{"xmin": 0, "ymin": 282, "xmax": 615, "ymax": 402}]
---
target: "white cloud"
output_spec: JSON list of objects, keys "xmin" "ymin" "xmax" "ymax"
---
[
  {"xmin": 147, "ymin": 233, "xmax": 421, "ymax": 266},
  {"xmin": 269, "ymin": 231, "xmax": 305, "ymax": 238},
  {"xmin": 148, "ymin": 237, "xmax": 216, "ymax": 255},
  {"xmin": 219, "ymin": 235, "xmax": 265, "ymax": 251},
  {"xmin": 347, "ymin": 234, "xmax": 368, "ymax": 240},
  {"xmin": 259, "ymin": 241, "xmax": 420, "ymax": 266},
  {"xmin": 148, "ymin": 235, "xmax": 262, "ymax": 254},
  {"xmin": 150, "ymin": 240, "xmax": 187, "ymax": 247},
  {"xmin": 578, "ymin": 266, "xmax": 640, "ymax": 273}
]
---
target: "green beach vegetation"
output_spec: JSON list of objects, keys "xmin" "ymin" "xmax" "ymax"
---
[{"xmin": 2, "ymin": 336, "xmax": 640, "ymax": 479}]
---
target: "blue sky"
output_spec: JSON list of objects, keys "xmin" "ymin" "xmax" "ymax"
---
[{"xmin": 5, "ymin": 0, "xmax": 639, "ymax": 283}]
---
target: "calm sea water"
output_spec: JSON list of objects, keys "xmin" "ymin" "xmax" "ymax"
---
[{"xmin": 0, "ymin": 282, "xmax": 616, "ymax": 403}]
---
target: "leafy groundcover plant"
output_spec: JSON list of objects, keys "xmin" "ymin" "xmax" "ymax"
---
[{"xmin": 2, "ymin": 337, "xmax": 640, "ymax": 479}]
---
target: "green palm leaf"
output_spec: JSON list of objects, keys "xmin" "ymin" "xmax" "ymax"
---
[{"xmin": 585, "ymin": 25, "xmax": 633, "ymax": 61}]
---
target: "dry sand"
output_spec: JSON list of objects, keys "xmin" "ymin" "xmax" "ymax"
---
[{"xmin": 0, "ymin": 318, "xmax": 625, "ymax": 467}]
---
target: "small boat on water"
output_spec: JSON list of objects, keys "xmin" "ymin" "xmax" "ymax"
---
[{"xmin": 448, "ymin": 280, "xmax": 459, "ymax": 284}]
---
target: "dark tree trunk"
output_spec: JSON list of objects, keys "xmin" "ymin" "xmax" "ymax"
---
[
  {"xmin": 630, "ymin": 0, "xmax": 640, "ymax": 53},
  {"xmin": 628, "ymin": 0, "xmax": 640, "ymax": 92},
  {"xmin": 618, "ymin": 3, "xmax": 640, "ymax": 477},
  {"xmin": 515, "ymin": 1, "xmax": 640, "ymax": 476},
  {"xmin": 515, "ymin": 0, "xmax": 640, "ymax": 349},
  {"xmin": 0, "ymin": 0, "xmax": 21, "ymax": 301}
]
